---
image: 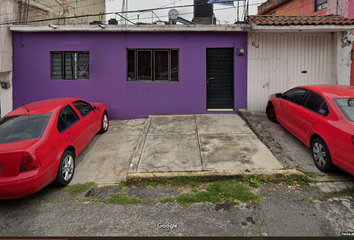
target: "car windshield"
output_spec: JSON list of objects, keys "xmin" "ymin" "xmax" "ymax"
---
[
  {"xmin": 0, "ymin": 113, "xmax": 52, "ymax": 143},
  {"xmin": 333, "ymin": 98, "xmax": 354, "ymax": 122}
]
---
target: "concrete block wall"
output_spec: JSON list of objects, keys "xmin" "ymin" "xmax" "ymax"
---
[{"xmin": 15, "ymin": 0, "xmax": 105, "ymax": 25}]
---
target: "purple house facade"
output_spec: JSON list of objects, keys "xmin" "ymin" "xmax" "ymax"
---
[{"xmin": 11, "ymin": 26, "xmax": 248, "ymax": 120}]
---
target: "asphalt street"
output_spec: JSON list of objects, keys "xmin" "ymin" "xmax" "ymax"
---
[{"xmin": 0, "ymin": 182, "xmax": 353, "ymax": 237}]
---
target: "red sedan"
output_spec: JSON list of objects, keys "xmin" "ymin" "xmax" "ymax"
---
[
  {"xmin": 266, "ymin": 85, "xmax": 354, "ymax": 176},
  {"xmin": 0, "ymin": 98, "xmax": 109, "ymax": 199}
]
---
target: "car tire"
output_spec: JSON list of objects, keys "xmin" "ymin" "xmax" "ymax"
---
[
  {"xmin": 99, "ymin": 112, "xmax": 109, "ymax": 133},
  {"xmin": 266, "ymin": 102, "xmax": 278, "ymax": 123},
  {"xmin": 54, "ymin": 151, "xmax": 75, "ymax": 186},
  {"xmin": 311, "ymin": 138, "xmax": 336, "ymax": 173}
]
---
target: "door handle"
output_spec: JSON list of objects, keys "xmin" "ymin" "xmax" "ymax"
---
[
  {"xmin": 67, "ymin": 133, "xmax": 72, "ymax": 139},
  {"xmin": 289, "ymin": 107, "xmax": 294, "ymax": 111},
  {"xmin": 309, "ymin": 118, "xmax": 314, "ymax": 122}
]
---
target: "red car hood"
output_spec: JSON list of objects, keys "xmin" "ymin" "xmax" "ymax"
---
[{"xmin": 0, "ymin": 139, "xmax": 39, "ymax": 178}]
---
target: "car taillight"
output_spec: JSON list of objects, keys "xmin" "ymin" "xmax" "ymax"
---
[
  {"xmin": 352, "ymin": 136, "xmax": 354, "ymax": 146},
  {"xmin": 20, "ymin": 154, "xmax": 42, "ymax": 172}
]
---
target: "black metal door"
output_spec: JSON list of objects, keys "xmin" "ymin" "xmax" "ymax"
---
[{"xmin": 206, "ymin": 48, "xmax": 234, "ymax": 109}]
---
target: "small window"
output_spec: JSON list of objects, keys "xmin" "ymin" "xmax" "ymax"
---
[
  {"xmin": 315, "ymin": 0, "xmax": 327, "ymax": 11},
  {"xmin": 301, "ymin": 91, "xmax": 329, "ymax": 116},
  {"xmin": 57, "ymin": 105, "xmax": 80, "ymax": 133},
  {"xmin": 283, "ymin": 88, "xmax": 307, "ymax": 104},
  {"xmin": 51, "ymin": 52, "xmax": 89, "ymax": 80},
  {"xmin": 72, "ymin": 100, "xmax": 94, "ymax": 118},
  {"xmin": 127, "ymin": 49, "xmax": 179, "ymax": 82}
]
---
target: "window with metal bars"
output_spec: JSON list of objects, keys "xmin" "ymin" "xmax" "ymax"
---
[
  {"xmin": 127, "ymin": 49, "xmax": 179, "ymax": 82},
  {"xmin": 315, "ymin": 0, "xmax": 327, "ymax": 11},
  {"xmin": 51, "ymin": 52, "xmax": 89, "ymax": 80}
]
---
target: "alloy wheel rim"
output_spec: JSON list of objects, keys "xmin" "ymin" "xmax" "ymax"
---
[
  {"xmin": 62, "ymin": 155, "xmax": 74, "ymax": 181},
  {"xmin": 103, "ymin": 115, "xmax": 108, "ymax": 130},
  {"xmin": 313, "ymin": 142, "xmax": 326, "ymax": 167}
]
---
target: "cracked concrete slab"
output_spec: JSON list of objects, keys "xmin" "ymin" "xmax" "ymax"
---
[{"xmin": 138, "ymin": 134, "xmax": 202, "ymax": 172}]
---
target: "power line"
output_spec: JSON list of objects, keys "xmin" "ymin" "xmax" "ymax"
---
[{"xmin": 0, "ymin": 0, "xmax": 247, "ymax": 26}]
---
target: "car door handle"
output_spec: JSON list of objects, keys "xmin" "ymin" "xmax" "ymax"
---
[
  {"xmin": 67, "ymin": 133, "xmax": 72, "ymax": 139},
  {"xmin": 309, "ymin": 118, "xmax": 314, "ymax": 122},
  {"xmin": 289, "ymin": 107, "xmax": 294, "ymax": 111}
]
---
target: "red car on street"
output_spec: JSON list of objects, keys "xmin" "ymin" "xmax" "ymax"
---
[
  {"xmin": 0, "ymin": 98, "xmax": 109, "ymax": 199},
  {"xmin": 266, "ymin": 85, "xmax": 354, "ymax": 176}
]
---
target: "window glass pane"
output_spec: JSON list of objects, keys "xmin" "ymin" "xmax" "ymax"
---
[
  {"xmin": 127, "ymin": 50, "xmax": 136, "ymax": 81},
  {"xmin": 283, "ymin": 89, "xmax": 307, "ymax": 104},
  {"xmin": 64, "ymin": 53, "xmax": 74, "ymax": 79},
  {"xmin": 57, "ymin": 115, "xmax": 67, "ymax": 133},
  {"xmin": 302, "ymin": 92, "xmax": 325, "ymax": 113},
  {"xmin": 137, "ymin": 50, "xmax": 152, "ymax": 80},
  {"xmin": 334, "ymin": 98, "xmax": 354, "ymax": 122},
  {"xmin": 77, "ymin": 52, "xmax": 89, "ymax": 79},
  {"xmin": 72, "ymin": 100, "xmax": 93, "ymax": 117},
  {"xmin": 52, "ymin": 53, "xmax": 63, "ymax": 79},
  {"xmin": 0, "ymin": 113, "xmax": 52, "ymax": 143},
  {"xmin": 155, "ymin": 51, "xmax": 169, "ymax": 80},
  {"xmin": 58, "ymin": 105, "xmax": 80, "ymax": 131},
  {"xmin": 171, "ymin": 50, "xmax": 179, "ymax": 82}
]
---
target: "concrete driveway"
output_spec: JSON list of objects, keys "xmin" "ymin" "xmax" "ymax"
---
[{"xmin": 70, "ymin": 114, "xmax": 283, "ymax": 185}]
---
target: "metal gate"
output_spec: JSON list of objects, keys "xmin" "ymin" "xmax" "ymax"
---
[
  {"xmin": 206, "ymin": 48, "xmax": 234, "ymax": 110},
  {"xmin": 248, "ymin": 33, "xmax": 335, "ymax": 111}
]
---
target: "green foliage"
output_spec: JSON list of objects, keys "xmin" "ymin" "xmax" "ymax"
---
[
  {"xmin": 150, "ymin": 181, "xmax": 158, "ymax": 187},
  {"xmin": 246, "ymin": 176, "xmax": 261, "ymax": 188},
  {"xmin": 285, "ymin": 178, "xmax": 294, "ymax": 185},
  {"xmin": 263, "ymin": 177, "xmax": 273, "ymax": 184},
  {"xmin": 106, "ymin": 193, "xmax": 142, "ymax": 205},
  {"xmin": 168, "ymin": 181, "xmax": 262, "ymax": 207},
  {"xmin": 296, "ymin": 177, "xmax": 309, "ymax": 186},
  {"xmin": 296, "ymin": 169, "xmax": 316, "ymax": 178},
  {"xmin": 61, "ymin": 182, "xmax": 96, "ymax": 197}
]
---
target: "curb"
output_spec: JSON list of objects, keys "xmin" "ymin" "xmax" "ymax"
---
[{"xmin": 126, "ymin": 169, "xmax": 307, "ymax": 184}]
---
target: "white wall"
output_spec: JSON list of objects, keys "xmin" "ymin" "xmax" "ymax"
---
[
  {"xmin": 247, "ymin": 32, "xmax": 346, "ymax": 112},
  {"xmin": 333, "ymin": 31, "xmax": 353, "ymax": 85},
  {"xmin": 0, "ymin": 0, "xmax": 14, "ymax": 117}
]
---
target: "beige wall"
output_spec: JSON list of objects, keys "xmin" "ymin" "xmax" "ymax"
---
[{"xmin": 16, "ymin": 0, "xmax": 105, "ymax": 25}]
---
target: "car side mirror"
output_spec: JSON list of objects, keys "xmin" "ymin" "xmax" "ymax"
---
[{"xmin": 275, "ymin": 93, "xmax": 283, "ymax": 98}]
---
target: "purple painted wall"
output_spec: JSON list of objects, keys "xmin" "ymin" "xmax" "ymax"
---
[{"xmin": 12, "ymin": 31, "xmax": 248, "ymax": 120}]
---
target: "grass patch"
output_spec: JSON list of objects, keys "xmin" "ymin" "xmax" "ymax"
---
[
  {"xmin": 161, "ymin": 181, "xmax": 263, "ymax": 208},
  {"xmin": 246, "ymin": 176, "xmax": 261, "ymax": 188},
  {"xmin": 160, "ymin": 196, "xmax": 177, "ymax": 204},
  {"xmin": 296, "ymin": 169, "xmax": 316, "ymax": 178},
  {"xmin": 61, "ymin": 182, "xmax": 96, "ymax": 197},
  {"xmin": 150, "ymin": 181, "xmax": 158, "ymax": 187},
  {"xmin": 296, "ymin": 177, "xmax": 310, "ymax": 186},
  {"xmin": 285, "ymin": 178, "xmax": 294, "ymax": 185},
  {"xmin": 323, "ymin": 187, "xmax": 354, "ymax": 200},
  {"xmin": 262, "ymin": 177, "xmax": 273, "ymax": 184},
  {"xmin": 106, "ymin": 192, "xmax": 142, "ymax": 205}
]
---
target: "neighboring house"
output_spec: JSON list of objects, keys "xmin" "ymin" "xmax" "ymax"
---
[
  {"xmin": 258, "ymin": 0, "xmax": 354, "ymax": 17},
  {"xmin": 0, "ymin": 0, "xmax": 105, "ymax": 117},
  {"xmin": 247, "ymin": 15, "xmax": 354, "ymax": 111},
  {"xmin": 8, "ymin": 15, "xmax": 354, "ymax": 119},
  {"xmin": 257, "ymin": 0, "xmax": 354, "ymax": 86}
]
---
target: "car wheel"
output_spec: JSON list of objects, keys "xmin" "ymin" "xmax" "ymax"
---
[
  {"xmin": 99, "ymin": 112, "xmax": 109, "ymax": 133},
  {"xmin": 266, "ymin": 102, "xmax": 278, "ymax": 123},
  {"xmin": 311, "ymin": 138, "xmax": 336, "ymax": 172},
  {"xmin": 54, "ymin": 151, "xmax": 75, "ymax": 186}
]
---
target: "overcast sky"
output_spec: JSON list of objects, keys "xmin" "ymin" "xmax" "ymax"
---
[{"xmin": 105, "ymin": 0, "xmax": 265, "ymax": 24}]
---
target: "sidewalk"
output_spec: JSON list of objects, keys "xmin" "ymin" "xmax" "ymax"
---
[
  {"xmin": 71, "ymin": 114, "xmax": 283, "ymax": 185},
  {"xmin": 70, "ymin": 112, "xmax": 354, "ymax": 192}
]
